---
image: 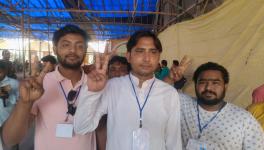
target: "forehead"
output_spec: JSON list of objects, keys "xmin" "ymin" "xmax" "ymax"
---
[
  {"xmin": 134, "ymin": 37, "xmax": 156, "ymax": 48},
  {"xmin": 58, "ymin": 33, "xmax": 85, "ymax": 43},
  {"xmin": 109, "ymin": 62, "xmax": 127, "ymax": 68},
  {"xmin": 198, "ymin": 70, "xmax": 224, "ymax": 81}
]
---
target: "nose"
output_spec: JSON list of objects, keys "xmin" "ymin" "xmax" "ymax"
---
[
  {"xmin": 68, "ymin": 45, "xmax": 77, "ymax": 53},
  {"xmin": 143, "ymin": 51, "xmax": 151, "ymax": 62},
  {"xmin": 205, "ymin": 82, "xmax": 213, "ymax": 91},
  {"xmin": 70, "ymin": 45, "xmax": 76, "ymax": 52}
]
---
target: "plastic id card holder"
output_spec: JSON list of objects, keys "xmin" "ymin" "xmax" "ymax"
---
[
  {"xmin": 132, "ymin": 128, "xmax": 150, "ymax": 150},
  {"xmin": 186, "ymin": 139, "xmax": 207, "ymax": 150},
  {"xmin": 56, "ymin": 123, "xmax": 73, "ymax": 138}
]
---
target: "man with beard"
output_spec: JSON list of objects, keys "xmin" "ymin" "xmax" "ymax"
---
[
  {"xmin": 74, "ymin": 30, "xmax": 182, "ymax": 150},
  {"xmin": 2, "ymin": 25, "xmax": 96, "ymax": 150},
  {"xmin": 177, "ymin": 62, "xmax": 264, "ymax": 150}
]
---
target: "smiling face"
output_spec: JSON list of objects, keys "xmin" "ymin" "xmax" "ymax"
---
[
  {"xmin": 54, "ymin": 33, "xmax": 86, "ymax": 69},
  {"xmin": 195, "ymin": 70, "xmax": 227, "ymax": 105},
  {"xmin": 126, "ymin": 37, "xmax": 161, "ymax": 80}
]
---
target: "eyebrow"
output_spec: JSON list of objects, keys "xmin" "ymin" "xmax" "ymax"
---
[
  {"xmin": 61, "ymin": 40, "xmax": 84, "ymax": 44},
  {"xmin": 134, "ymin": 47, "xmax": 158, "ymax": 51},
  {"xmin": 198, "ymin": 78, "xmax": 222, "ymax": 82}
]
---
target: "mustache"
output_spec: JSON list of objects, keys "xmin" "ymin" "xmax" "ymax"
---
[
  {"xmin": 65, "ymin": 54, "xmax": 80, "ymax": 58},
  {"xmin": 201, "ymin": 90, "xmax": 217, "ymax": 96}
]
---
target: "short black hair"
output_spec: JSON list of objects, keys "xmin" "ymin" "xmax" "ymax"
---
[
  {"xmin": 41, "ymin": 55, "xmax": 57, "ymax": 64},
  {"xmin": 126, "ymin": 30, "xmax": 162, "ymax": 52},
  {"xmin": 193, "ymin": 62, "xmax": 229, "ymax": 84},
  {"xmin": 161, "ymin": 60, "xmax": 167, "ymax": 66},
  {"xmin": 173, "ymin": 60, "xmax": 179, "ymax": 66},
  {"xmin": 2, "ymin": 50, "xmax": 10, "ymax": 56},
  {"xmin": 52, "ymin": 24, "xmax": 90, "ymax": 47},
  {"xmin": 0, "ymin": 60, "xmax": 8, "ymax": 71},
  {"xmin": 108, "ymin": 56, "xmax": 130, "ymax": 71}
]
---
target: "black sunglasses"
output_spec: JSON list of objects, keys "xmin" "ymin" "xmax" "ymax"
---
[{"xmin": 67, "ymin": 90, "xmax": 77, "ymax": 115}]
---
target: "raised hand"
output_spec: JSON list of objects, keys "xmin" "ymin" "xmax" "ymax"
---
[
  {"xmin": 169, "ymin": 55, "xmax": 192, "ymax": 82},
  {"xmin": 19, "ymin": 62, "xmax": 53, "ymax": 103},
  {"xmin": 87, "ymin": 52, "xmax": 110, "ymax": 92}
]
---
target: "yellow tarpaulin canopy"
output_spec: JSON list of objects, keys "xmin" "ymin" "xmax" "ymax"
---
[{"xmin": 159, "ymin": 0, "xmax": 264, "ymax": 107}]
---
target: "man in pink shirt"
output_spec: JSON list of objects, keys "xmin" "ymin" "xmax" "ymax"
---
[{"xmin": 2, "ymin": 25, "xmax": 96, "ymax": 150}]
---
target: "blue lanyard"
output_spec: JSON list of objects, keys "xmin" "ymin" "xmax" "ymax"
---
[
  {"xmin": 129, "ymin": 74, "xmax": 155, "ymax": 128},
  {"xmin": 197, "ymin": 101, "xmax": 226, "ymax": 138},
  {"xmin": 59, "ymin": 82, "xmax": 82, "ymax": 103}
]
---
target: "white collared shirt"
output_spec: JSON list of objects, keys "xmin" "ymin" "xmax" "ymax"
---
[{"xmin": 74, "ymin": 73, "xmax": 182, "ymax": 150}]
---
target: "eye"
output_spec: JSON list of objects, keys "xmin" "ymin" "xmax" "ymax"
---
[
  {"xmin": 198, "ymin": 81, "xmax": 206, "ymax": 85},
  {"xmin": 77, "ymin": 44, "xmax": 85, "ymax": 50},
  {"xmin": 212, "ymin": 81, "xmax": 220, "ymax": 85},
  {"xmin": 62, "ymin": 43, "xmax": 70, "ymax": 48},
  {"xmin": 151, "ymin": 49, "xmax": 159, "ymax": 54},
  {"xmin": 134, "ymin": 49, "xmax": 144, "ymax": 53}
]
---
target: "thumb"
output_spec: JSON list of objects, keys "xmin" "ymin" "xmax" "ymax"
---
[{"xmin": 36, "ymin": 62, "xmax": 53, "ymax": 85}]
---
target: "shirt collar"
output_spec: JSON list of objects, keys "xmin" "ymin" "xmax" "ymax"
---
[
  {"xmin": 0, "ymin": 76, "xmax": 9, "ymax": 86},
  {"xmin": 55, "ymin": 66, "xmax": 86, "ymax": 89},
  {"xmin": 129, "ymin": 72, "xmax": 155, "ymax": 89},
  {"xmin": 1, "ymin": 76, "xmax": 9, "ymax": 82}
]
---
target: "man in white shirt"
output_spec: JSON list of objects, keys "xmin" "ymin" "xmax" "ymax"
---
[
  {"xmin": 169, "ymin": 62, "xmax": 264, "ymax": 150},
  {"xmin": 74, "ymin": 30, "xmax": 182, "ymax": 150}
]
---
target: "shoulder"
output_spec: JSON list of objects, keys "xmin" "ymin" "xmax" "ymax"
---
[
  {"xmin": 154, "ymin": 78, "xmax": 178, "ymax": 94},
  {"xmin": 247, "ymin": 102, "xmax": 264, "ymax": 113},
  {"xmin": 7, "ymin": 77, "xmax": 18, "ymax": 84},
  {"xmin": 108, "ymin": 75, "xmax": 129, "ymax": 85},
  {"xmin": 105, "ymin": 75, "xmax": 130, "ymax": 91},
  {"xmin": 226, "ymin": 103, "xmax": 258, "ymax": 122},
  {"xmin": 178, "ymin": 92, "xmax": 195, "ymax": 105},
  {"xmin": 43, "ymin": 71, "xmax": 56, "ymax": 81},
  {"xmin": 42, "ymin": 71, "xmax": 57, "ymax": 88}
]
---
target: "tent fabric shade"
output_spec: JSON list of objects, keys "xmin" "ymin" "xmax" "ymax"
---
[{"xmin": 0, "ymin": 0, "xmax": 157, "ymax": 40}]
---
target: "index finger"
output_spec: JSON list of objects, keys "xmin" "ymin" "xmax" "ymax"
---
[
  {"xmin": 36, "ymin": 62, "xmax": 53, "ymax": 85},
  {"xmin": 95, "ymin": 53, "xmax": 100, "ymax": 70},
  {"xmin": 180, "ymin": 55, "xmax": 191, "ymax": 65},
  {"xmin": 101, "ymin": 53, "xmax": 110, "ymax": 74}
]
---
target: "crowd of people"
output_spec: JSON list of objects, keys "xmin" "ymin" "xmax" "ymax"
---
[{"xmin": 0, "ymin": 24, "xmax": 263, "ymax": 150}]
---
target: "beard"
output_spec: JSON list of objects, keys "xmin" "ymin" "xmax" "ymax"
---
[
  {"xmin": 195, "ymin": 89, "xmax": 226, "ymax": 106},
  {"xmin": 57, "ymin": 55, "xmax": 84, "ymax": 70}
]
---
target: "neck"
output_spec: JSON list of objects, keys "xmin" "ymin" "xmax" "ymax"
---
[
  {"xmin": 131, "ymin": 71, "xmax": 153, "ymax": 88},
  {"xmin": 58, "ymin": 65, "xmax": 82, "ymax": 86},
  {"xmin": 198, "ymin": 101, "xmax": 226, "ymax": 111}
]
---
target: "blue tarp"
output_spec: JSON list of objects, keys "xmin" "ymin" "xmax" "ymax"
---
[{"xmin": 0, "ymin": 0, "xmax": 157, "ymax": 40}]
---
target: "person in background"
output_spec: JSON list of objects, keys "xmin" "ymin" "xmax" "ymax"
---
[
  {"xmin": 1, "ymin": 50, "xmax": 16, "ymax": 79},
  {"xmin": 154, "ymin": 63, "xmax": 161, "ymax": 79},
  {"xmin": 41, "ymin": 55, "xmax": 57, "ymax": 72},
  {"xmin": 247, "ymin": 84, "xmax": 264, "ymax": 130},
  {"xmin": 0, "ymin": 60, "xmax": 19, "ymax": 150},
  {"xmin": 157, "ymin": 60, "xmax": 169, "ymax": 80},
  {"xmin": 107, "ymin": 56, "xmax": 130, "ymax": 79},
  {"xmin": 172, "ymin": 59, "xmax": 187, "ymax": 90}
]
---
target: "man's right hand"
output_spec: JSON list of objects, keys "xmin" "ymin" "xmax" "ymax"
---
[
  {"xmin": 19, "ymin": 62, "xmax": 53, "ymax": 103},
  {"xmin": 87, "ymin": 53, "xmax": 110, "ymax": 92}
]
